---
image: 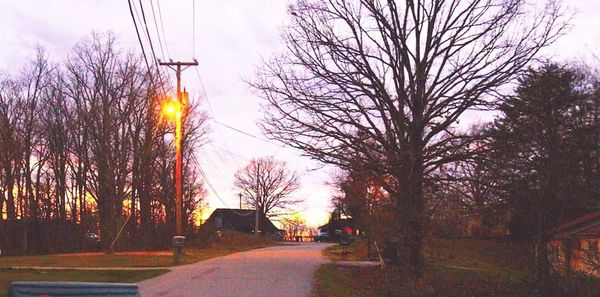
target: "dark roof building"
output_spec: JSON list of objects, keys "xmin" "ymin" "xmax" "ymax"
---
[
  {"xmin": 553, "ymin": 211, "xmax": 600, "ymax": 240},
  {"xmin": 549, "ymin": 211, "xmax": 600, "ymax": 277},
  {"xmin": 318, "ymin": 218, "xmax": 358, "ymax": 240},
  {"xmin": 202, "ymin": 208, "xmax": 280, "ymax": 234}
]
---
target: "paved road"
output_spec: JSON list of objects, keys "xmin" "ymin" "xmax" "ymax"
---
[{"xmin": 138, "ymin": 243, "xmax": 332, "ymax": 297}]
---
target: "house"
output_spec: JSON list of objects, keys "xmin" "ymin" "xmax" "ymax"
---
[
  {"xmin": 318, "ymin": 218, "xmax": 359, "ymax": 241},
  {"xmin": 549, "ymin": 211, "xmax": 600, "ymax": 277},
  {"xmin": 202, "ymin": 208, "xmax": 282, "ymax": 237}
]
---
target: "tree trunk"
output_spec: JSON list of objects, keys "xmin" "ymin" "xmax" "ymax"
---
[{"xmin": 5, "ymin": 164, "xmax": 16, "ymax": 220}]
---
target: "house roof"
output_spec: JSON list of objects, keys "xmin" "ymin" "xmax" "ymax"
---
[
  {"xmin": 205, "ymin": 208, "xmax": 279, "ymax": 233},
  {"xmin": 553, "ymin": 211, "xmax": 600, "ymax": 240},
  {"xmin": 318, "ymin": 218, "xmax": 355, "ymax": 230}
]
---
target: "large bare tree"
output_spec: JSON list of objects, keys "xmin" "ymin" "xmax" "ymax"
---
[
  {"xmin": 252, "ymin": 0, "xmax": 567, "ymax": 276},
  {"xmin": 234, "ymin": 157, "xmax": 301, "ymax": 225}
]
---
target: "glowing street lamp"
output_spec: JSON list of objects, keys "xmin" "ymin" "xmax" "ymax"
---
[{"xmin": 162, "ymin": 100, "xmax": 182, "ymax": 119}]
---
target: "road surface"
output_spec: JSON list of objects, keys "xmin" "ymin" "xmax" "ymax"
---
[{"xmin": 138, "ymin": 243, "xmax": 332, "ymax": 297}]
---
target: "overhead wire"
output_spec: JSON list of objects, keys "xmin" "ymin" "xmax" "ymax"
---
[
  {"xmin": 127, "ymin": 0, "xmax": 153, "ymax": 79},
  {"xmin": 135, "ymin": 0, "xmax": 173, "ymax": 104},
  {"xmin": 194, "ymin": 68, "xmax": 245, "ymax": 169},
  {"xmin": 137, "ymin": 0, "xmax": 160, "ymax": 68},
  {"xmin": 214, "ymin": 120, "xmax": 282, "ymax": 147},
  {"xmin": 190, "ymin": 152, "xmax": 253, "ymax": 216},
  {"xmin": 192, "ymin": 0, "xmax": 196, "ymax": 58},
  {"xmin": 149, "ymin": 0, "xmax": 166, "ymax": 59},
  {"xmin": 156, "ymin": 0, "xmax": 171, "ymax": 58}
]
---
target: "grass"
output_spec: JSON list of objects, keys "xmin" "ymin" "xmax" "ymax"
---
[
  {"xmin": 424, "ymin": 238, "xmax": 533, "ymax": 278},
  {"xmin": 0, "ymin": 232, "xmax": 275, "ymax": 268},
  {"xmin": 0, "ymin": 268, "xmax": 168, "ymax": 296},
  {"xmin": 322, "ymin": 239, "xmax": 369, "ymax": 262},
  {"xmin": 313, "ymin": 238, "xmax": 538, "ymax": 297},
  {"xmin": 0, "ymin": 248, "xmax": 260, "ymax": 268}
]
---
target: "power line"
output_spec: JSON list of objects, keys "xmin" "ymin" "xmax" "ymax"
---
[
  {"xmin": 137, "ymin": 0, "xmax": 159, "ymax": 68},
  {"xmin": 194, "ymin": 68, "xmax": 244, "ymax": 168},
  {"xmin": 192, "ymin": 0, "xmax": 196, "ymax": 58},
  {"xmin": 127, "ymin": 0, "xmax": 153, "ymax": 80},
  {"xmin": 149, "ymin": 0, "xmax": 166, "ymax": 59},
  {"xmin": 156, "ymin": 0, "xmax": 171, "ymax": 58},
  {"xmin": 214, "ymin": 120, "xmax": 283, "ymax": 147},
  {"xmin": 191, "ymin": 153, "xmax": 252, "ymax": 216}
]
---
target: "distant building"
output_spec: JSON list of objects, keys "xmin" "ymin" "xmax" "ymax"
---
[
  {"xmin": 318, "ymin": 218, "xmax": 359, "ymax": 241},
  {"xmin": 549, "ymin": 211, "xmax": 600, "ymax": 277},
  {"xmin": 202, "ymin": 208, "xmax": 282, "ymax": 237}
]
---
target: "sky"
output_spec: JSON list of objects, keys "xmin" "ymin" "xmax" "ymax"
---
[{"xmin": 0, "ymin": 0, "xmax": 599, "ymax": 227}]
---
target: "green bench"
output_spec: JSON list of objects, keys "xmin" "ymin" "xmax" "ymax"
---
[{"xmin": 8, "ymin": 281, "xmax": 140, "ymax": 297}]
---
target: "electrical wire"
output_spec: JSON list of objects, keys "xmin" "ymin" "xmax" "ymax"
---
[
  {"xmin": 149, "ymin": 0, "xmax": 166, "ymax": 59},
  {"xmin": 138, "ymin": 0, "xmax": 159, "ymax": 68},
  {"xmin": 127, "ymin": 0, "xmax": 153, "ymax": 81},
  {"xmin": 156, "ymin": 0, "xmax": 171, "ymax": 58},
  {"xmin": 194, "ymin": 67, "xmax": 245, "ymax": 168},
  {"xmin": 191, "ymin": 153, "xmax": 253, "ymax": 216},
  {"xmin": 192, "ymin": 0, "xmax": 196, "ymax": 58},
  {"xmin": 214, "ymin": 120, "xmax": 282, "ymax": 147}
]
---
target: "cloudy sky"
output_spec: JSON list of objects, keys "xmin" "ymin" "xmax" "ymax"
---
[{"xmin": 0, "ymin": 0, "xmax": 599, "ymax": 227}]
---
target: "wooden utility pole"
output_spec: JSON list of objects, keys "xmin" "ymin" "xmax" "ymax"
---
[
  {"xmin": 255, "ymin": 162, "xmax": 260, "ymax": 237},
  {"xmin": 159, "ymin": 59, "xmax": 198, "ymax": 236}
]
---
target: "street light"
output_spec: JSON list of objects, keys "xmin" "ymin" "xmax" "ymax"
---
[
  {"xmin": 162, "ymin": 98, "xmax": 184, "ymax": 236},
  {"xmin": 162, "ymin": 100, "xmax": 182, "ymax": 119}
]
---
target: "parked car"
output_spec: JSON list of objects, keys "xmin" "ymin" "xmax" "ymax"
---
[
  {"xmin": 84, "ymin": 232, "xmax": 101, "ymax": 250},
  {"xmin": 314, "ymin": 231, "xmax": 330, "ymax": 242},
  {"xmin": 85, "ymin": 232, "xmax": 100, "ymax": 242}
]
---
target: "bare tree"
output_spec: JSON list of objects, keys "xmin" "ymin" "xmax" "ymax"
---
[
  {"xmin": 0, "ymin": 72, "xmax": 26, "ymax": 221},
  {"xmin": 281, "ymin": 214, "xmax": 307, "ymax": 241},
  {"xmin": 234, "ymin": 157, "xmax": 301, "ymax": 224},
  {"xmin": 252, "ymin": 0, "xmax": 567, "ymax": 276},
  {"xmin": 62, "ymin": 33, "xmax": 148, "ymax": 252}
]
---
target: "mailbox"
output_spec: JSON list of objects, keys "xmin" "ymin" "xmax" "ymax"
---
[
  {"xmin": 173, "ymin": 236, "xmax": 185, "ymax": 247},
  {"xmin": 172, "ymin": 236, "xmax": 186, "ymax": 265},
  {"xmin": 339, "ymin": 233, "xmax": 351, "ymax": 246}
]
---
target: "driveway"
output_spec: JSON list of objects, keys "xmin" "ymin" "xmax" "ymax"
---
[{"xmin": 138, "ymin": 243, "xmax": 333, "ymax": 297}]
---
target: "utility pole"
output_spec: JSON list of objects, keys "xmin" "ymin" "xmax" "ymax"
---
[
  {"xmin": 159, "ymin": 59, "xmax": 198, "ymax": 236},
  {"xmin": 255, "ymin": 162, "xmax": 260, "ymax": 238}
]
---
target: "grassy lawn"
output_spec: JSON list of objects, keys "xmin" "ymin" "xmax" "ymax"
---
[
  {"xmin": 313, "ymin": 238, "xmax": 539, "ymax": 297},
  {"xmin": 0, "ymin": 232, "xmax": 275, "ymax": 268},
  {"xmin": 0, "ymin": 246, "xmax": 270, "ymax": 268},
  {"xmin": 0, "ymin": 268, "xmax": 168, "ymax": 296},
  {"xmin": 322, "ymin": 239, "xmax": 369, "ymax": 261}
]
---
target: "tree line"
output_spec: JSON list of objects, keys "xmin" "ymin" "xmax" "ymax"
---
[{"xmin": 0, "ymin": 33, "xmax": 207, "ymax": 255}]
